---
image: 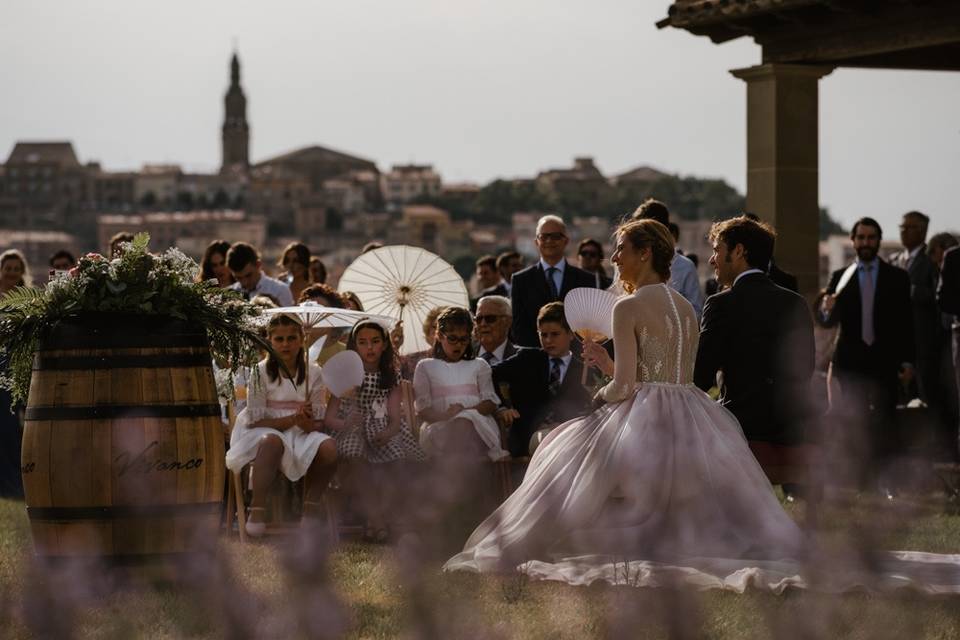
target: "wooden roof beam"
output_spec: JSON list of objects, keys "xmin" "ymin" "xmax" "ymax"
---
[{"xmin": 759, "ymin": 3, "xmax": 960, "ymax": 65}]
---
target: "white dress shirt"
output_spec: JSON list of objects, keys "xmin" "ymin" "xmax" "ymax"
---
[
  {"xmin": 539, "ymin": 257, "xmax": 567, "ymax": 297},
  {"xmin": 478, "ymin": 340, "xmax": 509, "ymax": 365},
  {"xmin": 230, "ymin": 273, "xmax": 294, "ymax": 307}
]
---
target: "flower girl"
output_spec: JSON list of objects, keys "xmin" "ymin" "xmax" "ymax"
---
[
  {"xmin": 225, "ymin": 314, "xmax": 338, "ymax": 536},
  {"xmin": 325, "ymin": 321, "xmax": 423, "ymax": 541}
]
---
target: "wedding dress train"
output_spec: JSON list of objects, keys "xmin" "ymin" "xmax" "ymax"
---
[{"xmin": 444, "ymin": 283, "xmax": 960, "ymax": 593}]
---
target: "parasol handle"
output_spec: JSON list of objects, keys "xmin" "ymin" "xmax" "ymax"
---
[{"xmin": 304, "ymin": 347, "xmax": 311, "ymax": 406}]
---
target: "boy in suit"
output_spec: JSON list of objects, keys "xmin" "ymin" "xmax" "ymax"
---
[{"xmin": 493, "ymin": 302, "xmax": 593, "ymax": 457}]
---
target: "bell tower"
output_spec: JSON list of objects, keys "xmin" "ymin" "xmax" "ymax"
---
[{"xmin": 221, "ymin": 51, "xmax": 249, "ymax": 172}]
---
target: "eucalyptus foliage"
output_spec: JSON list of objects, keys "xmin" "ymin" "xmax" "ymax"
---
[{"xmin": 0, "ymin": 233, "xmax": 266, "ymax": 405}]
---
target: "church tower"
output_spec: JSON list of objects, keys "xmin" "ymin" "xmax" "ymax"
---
[{"xmin": 221, "ymin": 51, "xmax": 249, "ymax": 172}]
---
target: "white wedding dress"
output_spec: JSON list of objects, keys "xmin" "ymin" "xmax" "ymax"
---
[{"xmin": 444, "ymin": 283, "xmax": 960, "ymax": 593}]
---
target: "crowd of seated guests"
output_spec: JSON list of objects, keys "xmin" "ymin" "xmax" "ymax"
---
[{"xmin": 9, "ymin": 202, "xmax": 959, "ymax": 543}]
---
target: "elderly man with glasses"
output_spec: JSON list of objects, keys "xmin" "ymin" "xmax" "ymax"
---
[
  {"xmin": 474, "ymin": 295, "xmax": 517, "ymax": 366},
  {"xmin": 510, "ymin": 215, "xmax": 598, "ymax": 348}
]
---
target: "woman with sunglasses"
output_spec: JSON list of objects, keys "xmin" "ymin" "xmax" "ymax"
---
[
  {"xmin": 577, "ymin": 238, "xmax": 613, "ymax": 290},
  {"xmin": 412, "ymin": 307, "xmax": 508, "ymax": 461}
]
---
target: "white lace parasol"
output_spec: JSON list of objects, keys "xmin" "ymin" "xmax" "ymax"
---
[{"xmin": 337, "ymin": 245, "xmax": 469, "ymax": 355}]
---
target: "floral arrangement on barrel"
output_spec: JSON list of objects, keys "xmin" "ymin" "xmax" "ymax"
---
[{"xmin": 0, "ymin": 233, "xmax": 267, "ymax": 405}]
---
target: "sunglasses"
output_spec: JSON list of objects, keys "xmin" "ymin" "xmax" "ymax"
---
[
  {"xmin": 440, "ymin": 333, "xmax": 471, "ymax": 345},
  {"xmin": 537, "ymin": 232, "xmax": 567, "ymax": 242},
  {"xmin": 475, "ymin": 314, "xmax": 507, "ymax": 325},
  {"xmin": 579, "ymin": 251, "xmax": 600, "ymax": 259}
]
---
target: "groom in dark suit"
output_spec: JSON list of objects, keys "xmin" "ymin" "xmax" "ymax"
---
[
  {"xmin": 493, "ymin": 302, "xmax": 593, "ymax": 457},
  {"xmin": 510, "ymin": 215, "xmax": 597, "ymax": 348},
  {"xmin": 694, "ymin": 216, "xmax": 815, "ymax": 484}
]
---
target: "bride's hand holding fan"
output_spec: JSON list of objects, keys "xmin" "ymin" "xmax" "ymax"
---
[{"xmin": 582, "ymin": 341, "xmax": 614, "ymax": 377}]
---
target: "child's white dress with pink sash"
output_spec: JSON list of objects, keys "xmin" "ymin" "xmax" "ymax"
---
[
  {"xmin": 225, "ymin": 361, "xmax": 330, "ymax": 481},
  {"xmin": 413, "ymin": 358, "xmax": 508, "ymax": 461}
]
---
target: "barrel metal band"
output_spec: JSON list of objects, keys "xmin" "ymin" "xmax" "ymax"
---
[
  {"xmin": 27, "ymin": 502, "xmax": 222, "ymax": 521},
  {"xmin": 34, "ymin": 353, "xmax": 211, "ymax": 371},
  {"xmin": 25, "ymin": 404, "xmax": 222, "ymax": 421},
  {"xmin": 42, "ymin": 333, "xmax": 208, "ymax": 350}
]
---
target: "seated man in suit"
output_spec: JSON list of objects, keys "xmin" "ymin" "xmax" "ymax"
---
[
  {"xmin": 493, "ymin": 302, "xmax": 593, "ymax": 457},
  {"xmin": 474, "ymin": 295, "xmax": 517, "ymax": 366},
  {"xmin": 694, "ymin": 216, "xmax": 816, "ymax": 491},
  {"xmin": 510, "ymin": 215, "xmax": 597, "ymax": 347}
]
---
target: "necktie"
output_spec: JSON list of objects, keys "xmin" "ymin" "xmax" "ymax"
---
[
  {"xmin": 481, "ymin": 351, "xmax": 495, "ymax": 364},
  {"xmin": 548, "ymin": 357, "xmax": 563, "ymax": 395},
  {"xmin": 860, "ymin": 263, "xmax": 875, "ymax": 346},
  {"xmin": 546, "ymin": 267, "xmax": 559, "ymax": 300}
]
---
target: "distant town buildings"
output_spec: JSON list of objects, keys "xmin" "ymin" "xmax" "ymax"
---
[
  {"xmin": 3, "ymin": 50, "xmax": 862, "ymax": 289},
  {"xmin": 97, "ymin": 210, "xmax": 266, "ymax": 258},
  {"xmin": 383, "ymin": 164, "xmax": 442, "ymax": 210}
]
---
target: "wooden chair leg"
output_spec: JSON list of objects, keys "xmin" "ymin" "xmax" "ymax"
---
[
  {"xmin": 233, "ymin": 471, "xmax": 248, "ymax": 544},
  {"xmin": 224, "ymin": 471, "xmax": 235, "ymax": 533},
  {"xmin": 324, "ymin": 493, "xmax": 340, "ymax": 545}
]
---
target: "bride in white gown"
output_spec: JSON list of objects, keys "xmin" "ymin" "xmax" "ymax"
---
[{"xmin": 444, "ymin": 219, "xmax": 960, "ymax": 594}]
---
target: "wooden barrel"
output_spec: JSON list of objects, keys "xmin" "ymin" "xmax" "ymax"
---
[{"xmin": 20, "ymin": 313, "xmax": 225, "ymax": 568}]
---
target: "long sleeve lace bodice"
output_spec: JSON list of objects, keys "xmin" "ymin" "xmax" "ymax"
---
[{"xmin": 599, "ymin": 283, "xmax": 699, "ymax": 402}]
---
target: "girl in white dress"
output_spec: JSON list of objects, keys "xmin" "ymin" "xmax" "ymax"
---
[
  {"xmin": 445, "ymin": 219, "xmax": 960, "ymax": 594},
  {"xmin": 225, "ymin": 314, "xmax": 338, "ymax": 537},
  {"xmin": 413, "ymin": 307, "xmax": 508, "ymax": 461}
]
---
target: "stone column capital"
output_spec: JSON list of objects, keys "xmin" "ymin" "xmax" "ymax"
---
[{"xmin": 730, "ymin": 63, "xmax": 834, "ymax": 82}]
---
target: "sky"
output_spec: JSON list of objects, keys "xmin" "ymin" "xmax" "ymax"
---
[{"xmin": 2, "ymin": 0, "xmax": 958, "ymax": 236}]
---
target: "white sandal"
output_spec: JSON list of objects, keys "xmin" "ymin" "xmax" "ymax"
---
[{"xmin": 245, "ymin": 507, "xmax": 267, "ymax": 537}]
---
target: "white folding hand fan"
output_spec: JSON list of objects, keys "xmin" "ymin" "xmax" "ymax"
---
[
  {"xmin": 321, "ymin": 350, "xmax": 365, "ymax": 399},
  {"xmin": 564, "ymin": 287, "xmax": 617, "ymax": 344},
  {"xmin": 564, "ymin": 287, "xmax": 618, "ymax": 385}
]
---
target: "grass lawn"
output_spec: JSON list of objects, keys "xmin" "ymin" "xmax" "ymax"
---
[{"xmin": 2, "ymin": 494, "xmax": 960, "ymax": 639}]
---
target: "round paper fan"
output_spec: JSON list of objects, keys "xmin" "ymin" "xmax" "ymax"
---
[
  {"xmin": 563, "ymin": 287, "xmax": 617, "ymax": 342},
  {"xmin": 321, "ymin": 350, "xmax": 365, "ymax": 399}
]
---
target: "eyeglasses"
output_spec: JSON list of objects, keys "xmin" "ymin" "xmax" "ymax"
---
[
  {"xmin": 440, "ymin": 333, "xmax": 471, "ymax": 345},
  {"xmin": 578, "ymin": 251, "xmax": 600, "ymax": 259},
  {"xmin": 475, "ymin": 314, "xmax": 507, "ymax": 325},
  {"xmin": 537, "ymin": 232, "xmax": 567, "ymax": 242}
]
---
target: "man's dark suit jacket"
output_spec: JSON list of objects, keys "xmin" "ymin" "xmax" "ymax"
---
[
  {"xmin": 471, "ymin": 282, "xmax": 511, "ymax": 312},
  {"xmin": 820, "ymin": 260, "xmax": 914, "ymax": 381},
  {"xmin": 510, "ymin": 261, "xmax": 596, "ymax": 348},
  {"xmin": 694, "ymin": 272, "xmax": 815, "ymax": 445},
  {"xmin": 480, "ymin": 282, "xmax": 510, "ymax": 299},
  {"xmin": 476, "ymin": 340, "xmax": 518, "ymax": 365},
  {"xmin": 768, "ymin": 259, "xmax": 799, "ymax": 293},
  {"xmin": 893, "ymin": 245, "xmax": 942, "ymax": 402},
  {"xmin": 939, "ymin": 246, "xmax": 960, "ymax": 317},
  {"xmin": 492, "ymin": 348, "xmax": 593, "ymax": 457}
]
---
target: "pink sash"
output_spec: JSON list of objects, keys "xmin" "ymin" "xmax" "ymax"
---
[
  {"xmin": 434, "ymin": 384, "xmax": 479, "ymax": 398},
  {"xmin": 266, "ymin": 400, "xmax": 303, "ymax": 411}
]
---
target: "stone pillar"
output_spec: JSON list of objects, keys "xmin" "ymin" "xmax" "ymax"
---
[{"xmin": 731, "ymin": 63, "xmax": 833, "ymax": 297}]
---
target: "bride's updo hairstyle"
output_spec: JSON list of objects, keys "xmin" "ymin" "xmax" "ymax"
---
[{"xmin": 616, "ymin": 219, "xmax": 675, "ymax": 284}]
